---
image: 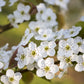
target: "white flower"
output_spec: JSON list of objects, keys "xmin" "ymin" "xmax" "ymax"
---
[
  {"xmin": 15, "ymin": 46, "xmax": 30, "ymax": 69},
  {"xmin": 74, "ymin": 54, "xmax": 84, "ymax": 72},
  {"xmin": 36, "ymin": 3, "xmax": 46, "ymax": 20},
  {"xmin": 80, "ymin": 16, "xmax": 84, "ymax": 21},
  {"xmin": 13, "ymin": 3, "xmax": 30, "ymax": 23},
  {"xmin": 38, "ymin": 41, "xmax": 56, "ymax": 58},
  {"xmin": 44, "ymin": 0, "xmax": 55, "ymax": 5},
  {"xmin": 58, "ymin": 38, "xmax": 78, "ymax": 57},
  {"xmin": 0, "ymin": 49, "xmax": 12, "ymax": 70},
  {"xmin": 29, "ymin": 21, "xmax": 46, "ymax": 35},
  {"xmin": 0, "ymin": 0, "xmax": 6, "ymax": 12},
  {"xmin": 27, "ymin": 42, "xmax": 42, "ymax": 62},
  {"xmin": 36, "ymin": 58, "xmax": 59, "ymax": 79},
  {"xmin": 63, "ymin": 26, "xmax": 82, "ymax": 38},
  {"xmin": 9, "ymin": 0, "xmax": 18, "ymax": 6},
  {"xmin": 1, "ymin": 69, "xmax": 22, "ymax": 84},
  {"xmin": 19, "ymin": 29, "xmax": 33, "ymax": 46},
  {"xmin": 41, "ymin": 8, "xmax": 57, "ymax": 27},
  {"xmin": 55, "ymin": 0, "xmax": 70, "ymax": 10},
  {"xmin": 74, "ymin": 36, "xmax": 84, "ymax": 53},
  {"xmin": 7, "ymin": 14, "xmax": 18, "ymax": 28},
  {"xmin": 35, "ymin": 29, "xmax": 55, "ymax": 41}
]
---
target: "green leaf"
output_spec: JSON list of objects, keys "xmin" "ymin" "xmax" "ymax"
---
[
  {"xmin": 30, "ymin": 75, "xmax": 51, "ymax": 84},
  {"xmin": 75, "ymin": 21, "xmax": 84, "ymax": 38},
  {"xmin": 22, "ymin": 71, "xmax": 34, "ymax": 84}
]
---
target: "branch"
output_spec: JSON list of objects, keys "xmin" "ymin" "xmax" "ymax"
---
[{"xmin": 0, "ymin": 23, "xmax": 13, "ymax": 33}]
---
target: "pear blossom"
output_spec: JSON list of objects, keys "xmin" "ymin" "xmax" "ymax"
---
[
  {"xmin": 36, "ymin": 3, "xmax": 46, "ymax": 20},
  {"xmin": 9, "ymin": 0, "xmax": 18, "ymax": 6},
  {"xmin": 29, "ymin": 21, "xmax": 46, "ymax": 35},
  {"xmin": 38, "ymin": 41, "xmax": 56, "ymax": 58},
  {"xmin": 15, "ymin": 46, "xmax": 30, "ymax": 69},
  {"xmin": 35, "ymin": 29, "xmax": 55, "ymax": 41},
  {"xmin": 7, "ymin": 14, "xmax": 18, "ymax": 28},
  {"xmin": 14, "ymin": 3, "xmax": 31, "ymax": 23},
  {"xmin": 1, "ymin": 69, "xmax": 22, "ymax": 84},
  {"xmin": 27, "ymin": 42, "xmax": 42, "ymax": 62},
  {"xmin": 19, "ymin": 28, "xmax": 34, "ymax": 46},
  {"xmin": 36, "ymin": 58, "xmax": 59, "ymax": 79},
  {"xmin": 55, "ymin": 0, "xmax": 70, "ymax": 10},
  {"xmin": 41, "ymin": 8, "xmax": 58, "ymax": 27},
  {"xmin": 0, "ymin": 0, "xmax": 6, "ymax": 12},
  {"xmin": 63, "ymin": 26, "xmax": 82, "ymax": 38},
  {"xmin": 0, "ymin": 45, "xmax": 12, "ymax": 69},
  {"xmin": 74, "ymin": 36, "xmax": 84, "ymax": 53},
  {"xmin": 58, "ymin": 38, "xmax": 78, "ymax": 57},
  {"xmin": 75, "ymin": 55, "xmax": 84, "ymax": 72}
]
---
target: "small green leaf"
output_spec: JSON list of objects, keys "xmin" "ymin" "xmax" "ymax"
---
[{"xmin": 75, "ymin": 21, "xmax": 84, "ymax": 38}]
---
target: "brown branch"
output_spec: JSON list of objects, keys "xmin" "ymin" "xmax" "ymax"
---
[{"xmin": 0, "ymin": 23, "xmax": 13, "ymax": 33}]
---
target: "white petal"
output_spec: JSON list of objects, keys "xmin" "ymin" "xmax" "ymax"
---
[
  {"xmin": 14, "ymin": 72, "xmax": 22, "ymax": 81},
  {"xmin": 0, "ymin": 62, "xmax": 4, "ymax": 69},
  {"xmin": 6, "ymin": 69, "xmax": 14, "ymax": 77},
  {"xmin": 1, "ymin": 75, "xmax": 9, "ymax": 84},
  {"xmin": 48, "ymin": 41, "xmax": 56, "ymax": 48},
  {"xmin": 45, "ymin": 72, "xmax": 54, "ymax": 80},
  {"xmin": 37, "ymin": 59, "xmax": 45, "ymax": 68},
  {"xmin": 50, "ymin": 65, "xmax": 59, "ymax": 74},
  {"xmin": 27, "ymin": 64, "xmax": 34, "ymax": 71},
  {"xmin": 18, "ymin": 61, "xmax": 25, "ymax": 69},
  {"xmin": 29, "ymin": 42, "xmax": 37, "ymax": 50},
  {"xmin": 47, "ymin": 49, "xmax": 55, "ymax": 56},
  {"xmin": 59, "ymin": 61, "xmax": 68, "ymax": 69},
  {"xmin": 75, "ymin": 64, "xmax": 83, "ymax": 72},
  {"xmin": 36, "ymin": 69, "xmax": 45, "ymax": 77},
  {"xmin": 45, "ymin": 58, "xmax": 54, "ymax": 66}
]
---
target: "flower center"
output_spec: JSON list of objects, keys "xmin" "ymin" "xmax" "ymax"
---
[
  {"xmin": 9, "ymin": 77, "xmax": 14, "ymax": 82},
  {"xmin": 21, "ymin": 11, "xmax": 25, "ymax": 15},
  {"xmin": 12, "ymin": 18, "xmax": 15, "ymax": 22},
  {"xmin": 45, "ymin": 46, "xmax": 49, "ymax": 51},
  {"xmin": 44, "ymin": 66, "xmax": 50, "ymax": 72},
  {"xmin": 31, "ymin": 50, "xmax": 36, "ymax": 57},
  {"xmin": 77, "ymin": 42, "xmax": 82, "ymax": 46},
  {"xmin": 43, "ymin": 34, "xmax": 47, "ymax": 37},
  {"xmin": 70, "ymin": 31, "xmax": 74, "ymax": 34},
  {"xmin": 21, "ymin": 54, "xmax": 25, "ymax": 60},
  {"xmin": 47, "ymin": 16, "xmax": 51, "ymax": 21},
  {"xmin": 65, "ymin": 57, "xmax": 71, "ymax": 63},
  {"xmin": 40, "ymin": 10, "xmax": 43, "ymax": 14},
  {"xmin": 65, "ymin": 45, "xmax": 71, "ymax": 50},
  {"xmin": 35, "ymin": 27, "xmax": 40, "ymax": 32}
]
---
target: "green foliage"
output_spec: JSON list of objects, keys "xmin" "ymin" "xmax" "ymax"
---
[{"xmin": 75, "ymin": 21, "xmax": 84, "ymax": 38}]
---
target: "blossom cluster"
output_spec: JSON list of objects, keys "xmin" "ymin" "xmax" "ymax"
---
[{"xmin": 0, "ymin": 0, "xmax": 84, "ymax": 84}]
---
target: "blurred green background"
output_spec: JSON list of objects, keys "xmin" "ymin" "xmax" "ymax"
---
[{"xmin": 0, "ymin": 0, "xmax": 84, "ymax": 84}]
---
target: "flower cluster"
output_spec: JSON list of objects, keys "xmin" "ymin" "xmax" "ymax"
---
[
  {"xmin": 0, "ymin": 0, "xmax": 84, "ymax": 84},
  {"xmin": 8, "ymin": 3, "xmax": 31, "ymax": 28}
]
